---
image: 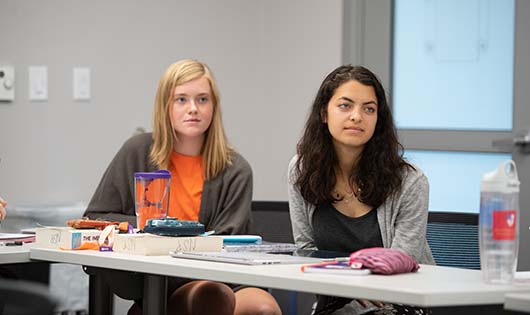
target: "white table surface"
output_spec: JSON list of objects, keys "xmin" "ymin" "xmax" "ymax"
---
[
  {"xmin": 30, "ymin": 247, "xmax": 530, "ymax": 308},
  {"xmin": 505, "ymin": 291, "xmax": 530, "ymax": 313},
  {"xmin": 0, "ymin": 243, "xmax": 32, "ymax": 264}
]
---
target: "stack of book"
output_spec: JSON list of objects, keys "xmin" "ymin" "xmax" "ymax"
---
[
  {"xmin": 224, "ymin": 242, "xmax": 298, "ymax": 253},
  {"xmin": 35, "ymin": 227, "xmax": 100, "ymax": 250},
  {"xmin": 113, "ymin": 233, "xmax": 223, "ymax": 255},
  {"xmin": 220, "ymin": 235, "xmax": 298, "ymax": 253}
]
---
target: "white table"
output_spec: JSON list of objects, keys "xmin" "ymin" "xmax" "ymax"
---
[
  {"xmin": 0, "ymin": 243, "xmax": 31, "ymax": 264},
  {"xmin": 505, "ymin": 292, "xmax": 530, "ymax": 313},
  {"xmin": 0, "ymin": 243, "xmax": 50, "ymax": 287},
  {"xmin": 30, "ymin": 247, "xmax": 530, "ymax": 315}
]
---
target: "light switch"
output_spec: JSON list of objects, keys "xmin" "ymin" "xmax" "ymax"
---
[
  {"xmin": 29, "ymin": 66, "xmax": 48, "ymax": 101},
  {"xmin": 73, "ymin": 67, "xmax": 90, "ymax": 100},
  {"xmin": 0, "ymin": 65, "xmax": 15, "ymax": 101}
]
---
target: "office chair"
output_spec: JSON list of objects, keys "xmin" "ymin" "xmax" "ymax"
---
[
  {"xmin": 426, "ymin": 212, "xmax": 481, "ymax": 270},
  {"xmin": 0, "ymin": 279, "xmax": 57, "ymax": 315},
  {"xmin": 251, "ymin": 201, "xmax": 315, "ymax": 315}
]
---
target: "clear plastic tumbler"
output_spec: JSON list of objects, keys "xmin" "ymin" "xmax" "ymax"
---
[{"xmin": 134, "ymin": 170, "xmax": 171, "ymax": 230}]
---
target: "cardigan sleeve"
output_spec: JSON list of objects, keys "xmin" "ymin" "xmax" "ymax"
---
[
  {"xmin": 200, "ymin": 153, "xmax": 253, "ymax": 235},
  {"xmin": 83, "ymin": 133, "xmax": 156, "ymax": 225},
  {"xmin": 287, "ymin": 156, "xmax": 317, "ymax": 250},
  {"xmin": 388, "ymin": 168, "xmax": 431, "ymax": 262}
]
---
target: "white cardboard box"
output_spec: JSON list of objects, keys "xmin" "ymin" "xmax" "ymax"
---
[
  {"xmin": 35, "ymin": 227, "xmax": 101, "ymax": 250},
  {"xmin": 113, "ymin": 234, "xmax": 223, "ymax": 256}
]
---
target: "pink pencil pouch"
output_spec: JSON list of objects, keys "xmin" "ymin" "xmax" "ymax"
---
[{"xmin": 349, "ymin": 247, "xmax": 420, "ymax": 275}]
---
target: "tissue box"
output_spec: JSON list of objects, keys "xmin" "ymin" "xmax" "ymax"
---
[{"xmin": 35, "ymin": 227, "xmax": 101, "ymax": 250}]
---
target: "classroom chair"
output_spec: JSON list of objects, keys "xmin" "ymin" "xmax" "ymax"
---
[
  {"xmin": 426, "ymin": 211, "xmax": 480, "ymax": 270},
  {"xmin": 0, "ymin": 279, "xmax": 58, "ymax": 315}
]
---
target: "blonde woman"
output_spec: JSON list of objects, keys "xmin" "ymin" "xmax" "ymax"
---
[{"xmin": 85, "ymin": 59, "xmax": 281, "ymax": 315}]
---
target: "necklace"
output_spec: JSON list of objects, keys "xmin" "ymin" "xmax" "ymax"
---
[{"xmin": 333, "ymin": 186, "xmax": 361, "ymax": 204}]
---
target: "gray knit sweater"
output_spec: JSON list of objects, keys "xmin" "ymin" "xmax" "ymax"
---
[
  {"xmin": 287, "ymin": 155, "xmax": 435, "ymax": 265},
  {"xmin": 288, "ymin": 155, "xmax": 435, "ymax": 314},
  {"xmin": 84, "ymin": 133, "xmax": 253, "ymax": 234}
]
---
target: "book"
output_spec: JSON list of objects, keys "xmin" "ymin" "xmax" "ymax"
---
[
  {"xmin": 35, "ymin": 227, "xmax": 101, "ymax": 250},
  {"xmin": 0, "ymin": 232, "xmax": 35, "ymax": 244},
  {"xmin": 113, "ymin": 234, "xmax": 223, "ymax": 256},
  {"xmin": 20, "ymin": 228, "xmax": 37, "ymax": 234},
  {"xmin": 224, "ymin": 241, "xmax": 298, "ymax": 253},
  {"xmin": 301, "ymin": 260, "xmax": 371, "ymax": 275},
  {"xmin": 0, "ymin": 232, "xmax": 35, "ymax": 241},
  {"xmin": 221, "ymin": 235, "xmax": 262, "ymax": 244}
]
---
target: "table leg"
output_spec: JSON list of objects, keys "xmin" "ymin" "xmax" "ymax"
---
[
  {"xmin": 142, "ymin": 274, "xmax": 167, "ymax": 315},
  {"xmin": 89, "ymin": 273, "xmax": 113, "ymax": 315}
]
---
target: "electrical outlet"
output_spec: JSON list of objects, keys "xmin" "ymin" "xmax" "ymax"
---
[{"xmin": 0, "ymin": 66, "xmax": 15, "ymax": 101}]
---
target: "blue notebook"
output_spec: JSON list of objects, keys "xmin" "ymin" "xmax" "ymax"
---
[{"xmin": 221, "ymin": 235, "xmax": 262, "ymax": 244}]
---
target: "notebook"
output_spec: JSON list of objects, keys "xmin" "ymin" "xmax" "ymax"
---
[
  {"xmin": 170, "ymin": 251, "xmax": 327, "ymax": 265},
  {"xmin": 221, "ymin": 235, "xmax": 262, "ymax": 244},
  {"xmin": 223, "ymin": 241, "xmax": 298, "ymax": 253}
]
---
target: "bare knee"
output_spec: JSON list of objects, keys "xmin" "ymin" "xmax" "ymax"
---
[
  {"xmin": 235, "ymin": 287, "xmax": 282, "ymax": 315},
  {"xmin": 169, "ymin": 280, "xmax": 235, "ymax": 315},
  {"xmin": 236, "ymin": 304, "xmax": 281, "ymax": 315},
  {"xmin": 193, "ymin": 281, "xmax": 235, "ymax": 314},
  {"xmin": 250, "ymin": 304, "xmax": 282, "ymax": 315},
  {"xmin": 192, "ymin": 281, "xmax": 235, "ymax": 304}
]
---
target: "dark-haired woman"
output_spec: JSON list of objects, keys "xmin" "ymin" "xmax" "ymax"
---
[{"xmin": 288, "ymin": 65, "xmax": 435, "ymax": 315}]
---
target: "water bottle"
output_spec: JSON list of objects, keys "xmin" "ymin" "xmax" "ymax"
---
[{"xmin": 479, "ymin": 160, "xmax": 520, "ymax": 284}]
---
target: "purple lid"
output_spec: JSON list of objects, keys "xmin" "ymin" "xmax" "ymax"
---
[{"xmin": 134, "ymin": 169, "xmax": 171, "ymax": 179}]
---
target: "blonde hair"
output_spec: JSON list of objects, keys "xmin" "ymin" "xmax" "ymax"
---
[{"xmin": 150, "ymin": 59, "xmax": 233, "ymax": 180}]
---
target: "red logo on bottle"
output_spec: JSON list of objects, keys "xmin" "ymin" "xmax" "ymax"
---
[{"xmin": 492, "ymin": 210, "xmax": 517, "ymax": 240}]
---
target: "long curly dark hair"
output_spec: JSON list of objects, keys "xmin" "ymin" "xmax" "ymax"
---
[{"xmin": 294, "ymin": 65, "xmax": 412, "ymax": 207}]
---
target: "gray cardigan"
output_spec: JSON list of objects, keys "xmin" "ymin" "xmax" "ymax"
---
[
  {"xmin": 84, "ymin": 133, "xmax": 253, "ymax": 234},
  {"xmin": 287, "ymin": 155, "xmax": 435, "ymax": 265}
]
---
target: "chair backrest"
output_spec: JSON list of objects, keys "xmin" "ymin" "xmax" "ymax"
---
[
  {"xmin": 0, "ymin": 279, "xmax": 57, "ymax": 315},
  {"xmin": 251, "ymin": 203, "xmax": 482, "ymax": 270},
  {"xmin": 251, "ymin": 201, "xmax": 294, "ymax": 243},
  {"xmin": 427, "ymin": 212, "xmax": 480, "ymax": 269},
  {"xmin": 250, "ymin": 201, "xmax": 316, "ymax": 315}
]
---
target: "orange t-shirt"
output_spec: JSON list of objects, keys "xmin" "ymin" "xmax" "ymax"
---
[{"xmin": 168, "ymin": 152, "xmax": 204, "ymax": 221}]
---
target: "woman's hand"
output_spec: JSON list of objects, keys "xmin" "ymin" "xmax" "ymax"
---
[{"xmin": 0, "ymin": 196, "xmax": 7, "ymax": 220}]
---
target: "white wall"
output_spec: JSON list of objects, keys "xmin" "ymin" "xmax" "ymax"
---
[{"xmin": 0, "ymin": 0, "xmax": 343, "ymax": 205}]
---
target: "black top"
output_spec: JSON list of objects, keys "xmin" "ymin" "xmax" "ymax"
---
[{"xmin": 312, "ymin": 203, "xmax": 383, "ymax": 253}]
